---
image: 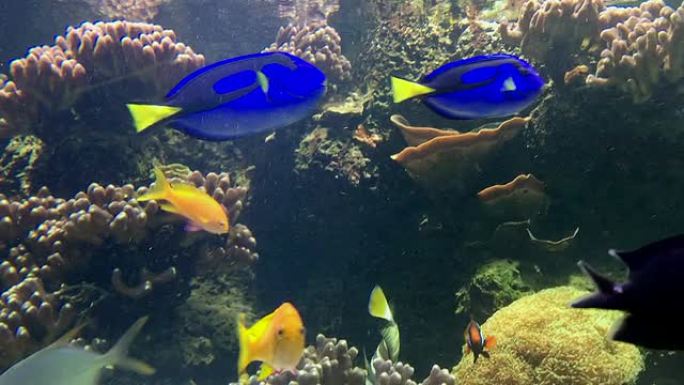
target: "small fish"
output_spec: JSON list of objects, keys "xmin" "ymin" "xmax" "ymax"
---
[
  {"xmin": 0, "ymin": 317, "xmax": 154, "ymax": 385},
  {"xmin": 127, "ymin": 52, "xmax": 326, "ymax": 141},
  {"xmin": 365, "ymin": 285, "xmax": 401, "ymax": 385},
  {"xmin": 463, "ymin": 320, "xmax": 496, "ymax": 363},
  {"xmin": 237, "ymin": 302, "xmax": 305, "ymax": 381},
  {"xmin": 137, "ymin": 167, "xmax": 229, "ymax": 234},
  {"xmin": 367, "ymin": 285, "xmax": 400, "ymax": 361},
  {"xmin": 572, "ymin": 234, "xmax": 684, "ymax": 350},
  {"xmin": 391, "ymin": 54, "xmax": 544, "ymax": 119}
]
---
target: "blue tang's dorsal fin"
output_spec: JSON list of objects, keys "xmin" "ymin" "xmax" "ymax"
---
[{"xmin": 422, "ymin": 53, "xmax": 522, "ymax": 83}]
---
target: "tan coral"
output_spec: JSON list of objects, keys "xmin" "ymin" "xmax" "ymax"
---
[
  {"xmin": 264, "ymin": 21, "xmax": 351, "ymax": 83},
  {"xmin": 0, "ymin": 169, "xmax": 256, "ymax": 369},
  {"xmin": 499, "ymin": 0, "xmax": 605, "ymax": 81},
  {"xmin": 587, "ymin": 0, "xmax": 684, "ymax": 101},
  {"xmin": 477, "ymin": 174, "xmax": 548, "ymax": 219},
  {"xmin": 453, "ymin": 286, "xmax": 643, "ymax": 385},
  {"xmin": 0, "ymin": 21, "xmax": 204, "ymax": 138},
  {"xmin": 390, "ymin": 115, "xmax": 529, "ymax": 190}
]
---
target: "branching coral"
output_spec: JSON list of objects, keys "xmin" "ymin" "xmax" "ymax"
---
[
  {"xmin": 498, "ymin": 0, "xmax": 605, "ymax": 82},
  {"xmin": 255, "ymin": 334, "xmax": 456, "ymax": 385},
  {"xmin": 587, "ymin": 0, "xmax": 684, "ymax": 101},
  {"xmin": 0, "ymin": 20, "xmax": 204, "ymax": 138},
  {"xmin": 499, "ymin": 0, "xmax": 684, "ymax": 100},
  {"xmin": 0, "ymin": 168, "xmax": 256, "ymax": 369},
  {"xmin": 453, "ymin": 286, "xmax": 644, "ymax": 385}
]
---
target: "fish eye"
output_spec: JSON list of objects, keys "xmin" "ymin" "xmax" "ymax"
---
[{"xmin": 277, "ymin": 328, "xmax": 284, "ymax": 336}]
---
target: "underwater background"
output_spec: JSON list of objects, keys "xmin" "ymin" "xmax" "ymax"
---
[{"xmin": 1, "ymin": 0, "xmax": 684, "ymax": 384}]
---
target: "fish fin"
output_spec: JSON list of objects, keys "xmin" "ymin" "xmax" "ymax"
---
[
  {"xmin": 47, "ymin": 320, "xmax": 89, "ymax": 349},
  {"xmin": 257, "ymin": 71, "xmax": 269, "ymax": 95},
  {"xmin": 390, "ymin": 76, "xmax": 435, "ymax": 103},
  {"xmin": 610, "ymin": 234, "xmax": 684, "ymax": 272},
  {"xmin": 481, "ymin": 351, "xmax": 490, "ymax": 359},
  {"xmin": 138, "ymin": 168, "xmax": 172, "ymax": 202},
  {"xmin": 472, "ymin": 352, "xmax": 479, "ymax": 363},
  {"xmin": 610, "ymin": 314, "xmax": 671, "ymax": 349},
  {"xmin": 257, "ymin": 363, "xmax": 275, "ymax": 380},
  {"xmin": 127, "ymin": 104, "xmax": 182, "ymax": 133},
  {"xmin": 577, "ymin": 261, "xmax": 616, "ymax": 294},
  {"xmin": 464, "ymin": 344, "xmax": 471, "ymax": 355},
  {"xmin": 185, "ymin": 222, "xmax": 203, "ymax": 232},
  {"xmin": 105, "ymin": 316, "xmax": 155, "ymax": 375},
  {"xmin": 237, "ymin": 313, "xmax": 251, "ymax": 377},
  {"xmin": 571, "ymin": 261, "xmax": 622, "ymax": 309},
  {"xmin": 116, "ymin": 357, "xmax": 156, "ymax": 375},
  {"xmin": 484, "ymin": 335, "xmax": 496, "ymax": 350},
  {"xmin": 368, "ymin": 285, "xmax": 394, "ymax": 322},
  {"xmin": 501, "ymin": 77, "xmax": 517, "ymax": 92}
]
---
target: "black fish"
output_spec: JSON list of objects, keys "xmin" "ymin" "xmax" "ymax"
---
[{"xmin": 572, "ymin": 234, "xmax": 684, "ymax": 349}]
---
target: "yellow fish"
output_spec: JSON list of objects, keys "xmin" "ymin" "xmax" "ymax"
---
[
  {"xmin": 237, "ymin": 302, "xmax": 305, "ymax": 381},
  {"xmin": 137, "ymin": 167, "xmax": 229, "ymax": 234}
]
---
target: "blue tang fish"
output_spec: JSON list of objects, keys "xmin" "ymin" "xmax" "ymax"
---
[
  {"xmin": 390, "ymin": 54, "xmax": 544, "ymax": 119},
  {"xmin": 127, "ymin": 52, "xmax": 326, "ymax": 141}
]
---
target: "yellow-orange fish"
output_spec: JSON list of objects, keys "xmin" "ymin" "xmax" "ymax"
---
[
  {"xmin": 237, "ymin": 302, "xmax": 305, "ymax": 381},
  {"xmin": 137, "ymin": 167, "xmax": 229, "ymax": 234}
]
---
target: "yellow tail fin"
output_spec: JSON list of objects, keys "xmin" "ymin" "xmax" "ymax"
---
[
  {"xmin": 390, "ymin": 76, "xmax": 435, "ymax": 103},
  {"xmin": 368, "ymin": 285, "xmax": 394, "ymax": 323},
  {"xmin": 127, "ymin": 104, "xmax": 182, "ymax": 133},
  {"xmin": 137, "ymin": 167, "xmax": 172, "ymax": 202},
  {"xmin": 237, "ymin": 313, "xmax": 251, "ymax": 379}
]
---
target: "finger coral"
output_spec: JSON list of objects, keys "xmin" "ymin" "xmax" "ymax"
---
[
  {"xmin": 0, "ymin": 20, "xmax": 204, "ymax": 138},
  {"xmin": 499, "ymin": 0, "xmax": 684, "ymax": 101},
  {"xmin": 499, "ymin": 0, "xmax": 604, "ymax": 82},
  {"xmin": 256, "ymin": 334, "xmax": 456, "ymax": 385},
  {"xmin": 0, "ymin": 168, "xmax": 256, "ymax": 370},
  {"xmin": 452, "ymin": 286, "xmax": 644, "ymax": 385},
  {"xmin": 587, "ymin": 0, "xmax": 684, "ymax": 102}
]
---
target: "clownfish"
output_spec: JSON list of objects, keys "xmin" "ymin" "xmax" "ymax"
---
[{"xmin": 463, "ymin": 320, "xmax": 496, "ymax": 363}]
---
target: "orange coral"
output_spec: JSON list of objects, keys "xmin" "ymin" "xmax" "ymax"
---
[
  {"xmin": 477, "ymin": 174, "xmax": 547, "ymax": 220},
  {"xmin": 390, "ymin": 115, "xmax": 529, "ymax": 189}
]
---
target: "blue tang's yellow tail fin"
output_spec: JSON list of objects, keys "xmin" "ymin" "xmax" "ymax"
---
[
  {"xmin": 390, "ymin": 76, "xmax": 435, "ymax": 103},
  {"xmin": 127, "ymin": 104, "xmax": 182, "ymax": 133}
]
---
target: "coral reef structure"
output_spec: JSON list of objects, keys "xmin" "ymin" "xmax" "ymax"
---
[
  {"xmin": 88, "ymin": 0, "xmax": 171, "ymax": 21},
  {"xmin": 390, "ymin": 115, "xmax": 529, "ymax": 192},
  {"xmin": 499, "ymin": 0, "xmax": 684, "ymax": 101},
  {"xmin": 453, "ymin": 286, "xmax": 644, "ymax": 385},
  {"xmin": 255, "ymin": 334, "xmax": 456, "ymax": 385},
  {"xmin": 0, "ymin": 168, "xmax": 256, "ymax": 369},
  {"xmin": 454, "ymin": 259, "xmax": 532, "ymax": 321},
  {"xmin": 587, "ymin": 0, "xmax": 684, "ymax": 102},
  {"xmin": 0, "ymin": 20, "xmax": 204, "ymax": 138},
  {"xmin": 264, "ymin": 21, "xmax": 352, "ymax": 84}
]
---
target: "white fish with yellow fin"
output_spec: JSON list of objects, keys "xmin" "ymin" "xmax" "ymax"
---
[
  {"xmin": 237, "ymin": 302, "xmax": 305, "ymax": 382},
  {"xmin": 0, "ymin": 316, "xmax": 155, "ymax": 385},
  {"xmin": 365, "ymin": 285, "xmax": 401, "ymax": 385}
]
